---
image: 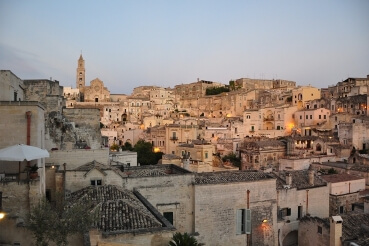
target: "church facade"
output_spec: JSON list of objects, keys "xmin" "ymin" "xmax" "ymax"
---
[{"xmin": 76, "ymin": 54, "xmax": 111, "ymax": 102}]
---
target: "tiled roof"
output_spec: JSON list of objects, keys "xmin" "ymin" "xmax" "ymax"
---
[
  {"xmin": 123, "ymin": 164, "xmax": 191, "ymax": 177},
  {"xmin": 321, "ymin": 173, "xmax": 364, "ymax": 183},
  {"xmin": 67, "ymin": 185, "xmax": 163, "ymax": 233},
  {"xmin": 162, "ymin": 154, "xmax": 181, "ymax": 160},
  {"xmin": 271, "ymin": 170, "xmax": 327, "ymax": 190},
  {"xmin": 342, "ymin": 213, "xmax": 369, "ymax": 244},
  {"xmin": 73, "ymin": 160, "xmax": 127, "ymax": 178},
  {"xmin": 350, "ymin": 164, "xmax": 369, "ymax": 172},
  {"xmin": 194, "ymin": 170, "xmax": 274, "ymax": 185}
]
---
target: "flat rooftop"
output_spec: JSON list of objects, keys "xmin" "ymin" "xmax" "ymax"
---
[{"xmin": 321, "ymin": 173, "xmax": 364, "ymax": 183}]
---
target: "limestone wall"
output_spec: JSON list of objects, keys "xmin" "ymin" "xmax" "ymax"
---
[
  {"xmin": 298, "ymin": 217, "xmax": 329, "ymax": 246},
  {"xmin": 62, "ymin": 108, "xmax": 102, "ymax": 149},
  {"xmin": 123, "ymin": 174, "xmax": 195, "ymax": 234},
  {"xmin": 89, "ymin": 229, "xmax": 173, "ymax": 246},
  {"xmin": 0, "ymin": 70, "xmax": 25, "ymax": 101},
  {"xmin": 65, "ymin": 169, "xmax": 123, "ymax": 193},
  {"xmin": 48, "ymin": 149, "xmax": 109, "ymax": 169},
  {"xmin": 194, "ymin": 179, "xmax": 277, "ymax": 246},
  {"xmin": 329, "ymin": 192, "xmax": 360, "ymax": 216}
]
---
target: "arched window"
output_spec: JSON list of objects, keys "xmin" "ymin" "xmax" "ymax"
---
[{"xmin": 316, "ymin": 144, "xmax": 322, "ymax": 152}]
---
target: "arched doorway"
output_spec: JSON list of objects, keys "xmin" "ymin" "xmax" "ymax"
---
[{"xmin": 283, "ymin": 230, "xmax": 298, "ymax": 246}]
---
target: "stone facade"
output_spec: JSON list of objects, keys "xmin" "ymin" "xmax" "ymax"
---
[
  {"xmin": 47, "ymin": 149, "xmax": 109, "ymax": 170},
  {"xmin": 0, "ymin": 70, "xmax": 24, "ymax": 101},
  {"xmin": 239, "ymin": 138, "xmax": 286, "ymax": 170},
  {"xmin": 194, "ymin": 171, "xmax": 278, "ymax": 246},
  {"xmin": 292, "ymin": 86, "xmax": 321, "ymax": 109}
]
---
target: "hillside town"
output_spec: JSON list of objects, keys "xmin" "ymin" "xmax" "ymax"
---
[{"xmin": 0, "ymin": 55, "xmax": 369, "ymax": 246}]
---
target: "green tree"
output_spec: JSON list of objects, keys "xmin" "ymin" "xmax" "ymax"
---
[
  {"xmin": 229, "ymin": 80, "xmax": 235, "ymax": 91},
  {"xmin": 222, "ymin": 153, "xmax": 241, "ymax": 167},
  {"xmin": 110, "ymin": 143, "xmax": 120, "ymax": 151},
  {"xmin": 28, "ymin": 196, "xmax": 97, "ymax": 246},
  {"xmin": 121, "ymin": 141, "xmax": 133, "ymax": 151},
  {"xmin": 205, "ymin": 86, "xmax": 230, "ymax": 95},
  {"xmin": 168, "ymin": 232, "xmax": 204, "ymax": 246},
  {"xmin": 134, "ymin": 139, "xmax": 162, "ymax": 165}
]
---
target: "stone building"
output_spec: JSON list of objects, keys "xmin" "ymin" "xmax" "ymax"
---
[
  {"xmin": 176, "ymin": 140, "xmax": 214, "ymax": 171},
  {"xmin": 327, "ymin": 75, "xmax": 369, "ymax": 99},
  {"xmin": 235, "ymin": 78, "xmax": 296, "ymax": 91},
  {"xmin": 83, "ymin": 78, "xmax": 111, "ymax": 103},
  {"xmin": 294, "ymin": 108, "xmax": 331, "ymax": 130},
  {"xmin": 271, "ymin": 168, "xmax": 329, "ymax": 246},
  {"xmin": 165, "ymin": 123, "xmax": 199, "ymax": 155},
  {"xmin": 174, "ymin": 79, "xmax": 223, "ymax": 100},
  {"xmin": 239, "ymin": 137, "xmax": 286, "ymax": 170},
  {"xmin": 243, "ymin": 105, "xmax": 297, "ymax": 138},
  {"xmin": 292, "ymin": 86, "xmax": 321, "ymax": 109},
  {"xmin": 321, "ymin": 173, "xmax": 366, "ymax": 216},
  {"xmin": 299, "ymin": 213, "xmax": 369, "ymax": 246},
  {"xmin": 0, "ymin": 101, "xmax": 47, "ymax": 245},
  {"xmin": 109, "ymin": 150, "xmax": 137, "ymax": 167},
  {"xmin": 193, "ymin": 171, "xmax": 278, "ymax": 246},
  {"xmin": 146, "ymin": 125, "xmax": 167, "ymax": 153},
  {"xmin": 70, "ymin": 185, "xmax": 175, "ymax": 246},
  {"xmin": 337, "ymin": 117, "xmax": 369, "ymax": 150},
  {"xmin": 0, "ymin": 70, "xmax": 24, "ymax": 101}
]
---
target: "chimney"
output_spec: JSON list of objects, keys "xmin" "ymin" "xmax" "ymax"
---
[
  {"xmin": 286, "ymin": 172, "xmax": 292, "ymax": 186},
  {"xmin": 330, "ymin": 216, "xmax": 343, "ymax": 246},
  {"xmin": 308, "ymin": 166, "xmax": 314, "ymax": 186},
  {"xmin": 364, "ymin": 197, "xmax": 369, "ymax": 214},
  {"xmin": 182, "ymin": 152, "xmax": 190, "ymax": 170}
]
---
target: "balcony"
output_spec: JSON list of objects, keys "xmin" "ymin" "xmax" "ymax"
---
[
  {"xmin": 263, "ymin": 115, "xmax": 274, "ymax": 121},
  {"xmin": 170, "ymin": 136, "xmax": 178, "ymax": 141}
]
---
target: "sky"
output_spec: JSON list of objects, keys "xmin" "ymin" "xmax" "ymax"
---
[{"xmin": 0, "ymin": 1, "xmax": 368, "ymax": 94}]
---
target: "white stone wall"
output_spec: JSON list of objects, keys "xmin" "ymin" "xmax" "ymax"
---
[
  {"xmin": 329, "ymin": 178, "xmax": 365, "ymax": 195},
  {"xmin": 123, "ymin": 174, "xmax": 195, "ymax": 234},
  {"xmin": 194, "ymin": 179, "xmax": 278, "ymax": 246},
  {"xmin": 47, "ymin": 149, "xmax": 109, "ymax": 169},
  {"xmin": 65, "ymin": 169, "xmax": 123, "ymax": 193},
  {"xmin": 0, "ymin": 70, "xmax": 24, "ymax": 101}
]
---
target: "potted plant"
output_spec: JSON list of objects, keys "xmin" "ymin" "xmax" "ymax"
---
[{"xmin": 29, "ymin": 164, "xmax": 39, "ymax": 179}]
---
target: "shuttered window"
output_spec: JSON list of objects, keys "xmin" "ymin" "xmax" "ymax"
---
[{"xmin": 236, "ymin": 209, "xmax": 251, "ymax": 235}]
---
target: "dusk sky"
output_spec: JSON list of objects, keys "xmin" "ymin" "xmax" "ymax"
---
[{"xmin": 1, "ymin": 1, "xmax": 368, "ymax": 94}]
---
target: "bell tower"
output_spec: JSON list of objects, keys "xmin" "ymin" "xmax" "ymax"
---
[{"xmin": 76, "ymin": 54, "xmax": 85, "ymax": 90}]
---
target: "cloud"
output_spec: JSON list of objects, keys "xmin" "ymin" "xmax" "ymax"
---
[{"xmin": 0, "ymin": 42, "xmax": 45, "ymax": 79}]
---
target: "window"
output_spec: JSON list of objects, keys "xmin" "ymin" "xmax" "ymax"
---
[
  {"xmin": 306, "ymin": 115, "xmax": 308, "ymax": 120},
  {"xmin": 318, "ymin": 226, "xmax": 322, "ymax": 234},
  {"xmin": 279, "ymin": 207, "xmax": 291, "ymax": 219},
  {"xmin": 236, "ymin": 209, "xmax": 251, "ymax": 235},
  {"xmin": 310, "ymin": 115, "xmax": 312, "ymax": 119},
  {"xmin": 339, "ymin": 206, "xmax": 344, "ymax": 214},
  {"xmin": 163, "ymin": 212, "xmax": 174, "ymax": 225},
  {"xmin": 300, "ymin": 115, "xmax": 302, "ymax": 120},
  {"xmin": 324, "ymin": 115, "xmax": 326, "ymax": 119},
  {"xmin": 298, "ymin": 206, "xmax": 303, "ymax": 219},
  {"xmin": 91, "ymin": 179, "xmax": 102, "ymax": 186},
  {"xmin": 205, "ymin": 152, "xmax": 208, "ymax": 159},
  {"xmin": 319, "ymin": 115, "xmax": 321, "ymax": 119}
]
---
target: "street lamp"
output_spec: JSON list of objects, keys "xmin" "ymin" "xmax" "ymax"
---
[{"xmin": 0, "ymin": 210, "xmax": 5, "ymax": 220}]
